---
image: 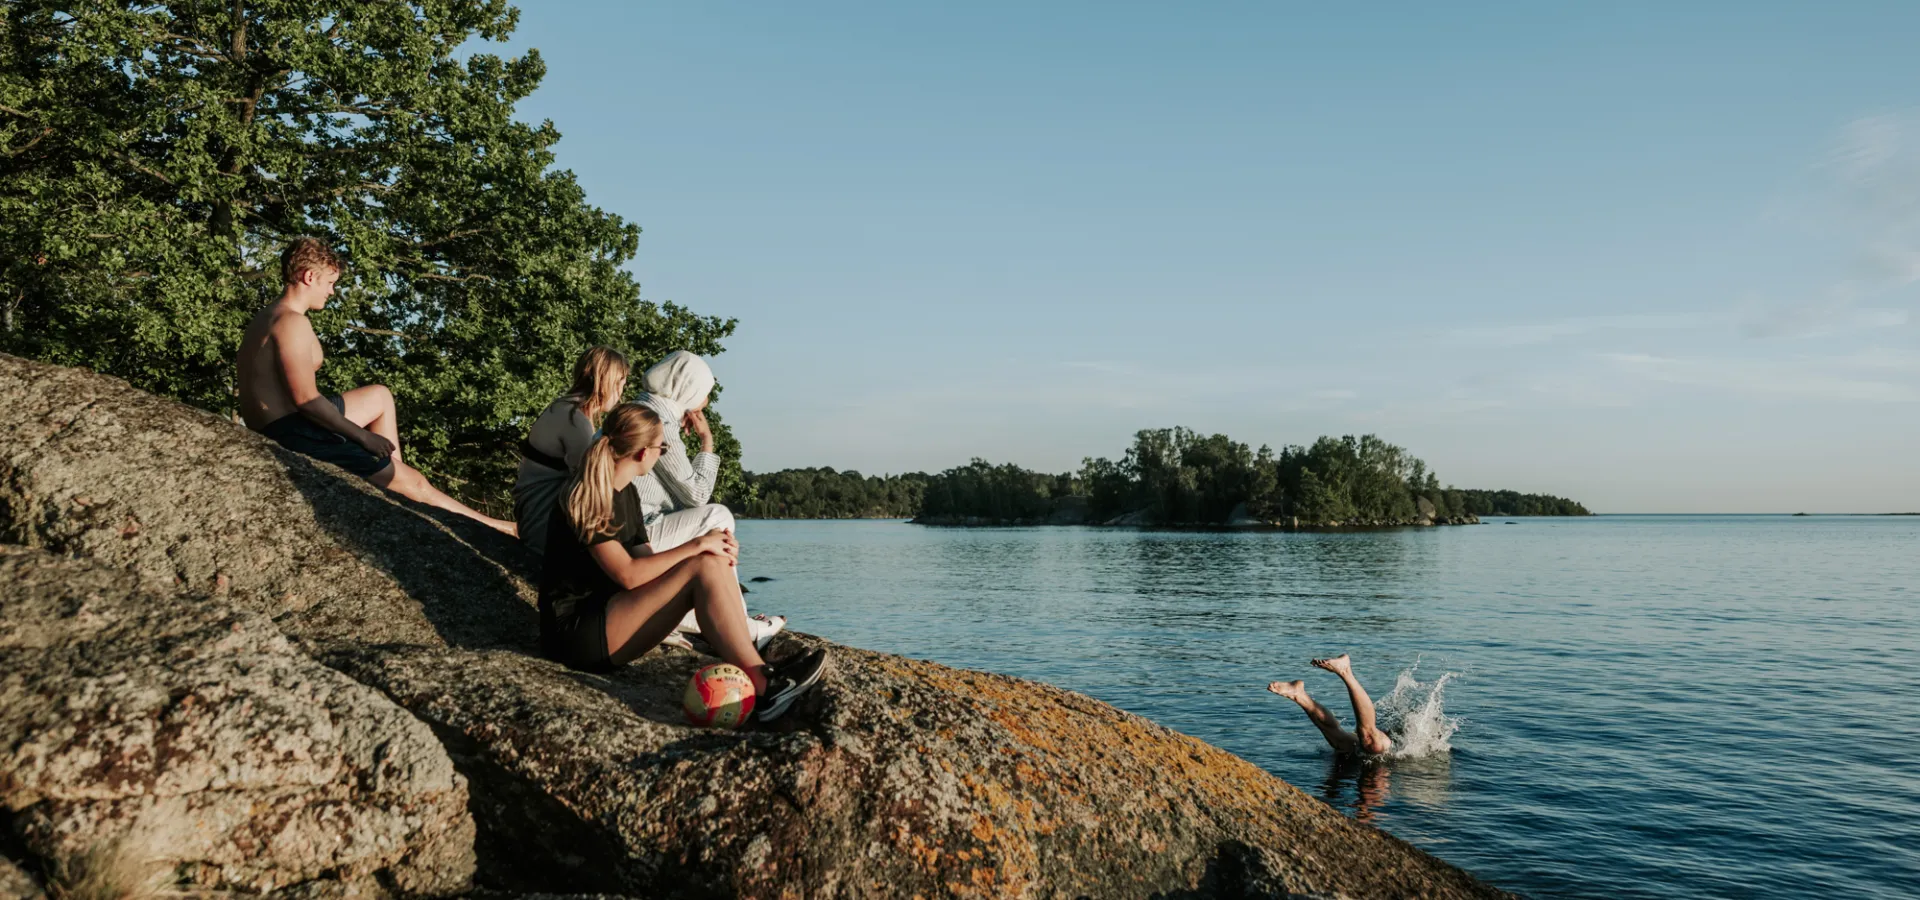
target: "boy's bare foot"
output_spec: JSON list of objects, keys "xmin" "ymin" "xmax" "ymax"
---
[
  {"xmin": 488, "ymin": 518, "xmax": 518, "ymax": 537},
  {"xmin": 1266, "ymin": 680, "xmax": 1308, "ymax": 702},
  {"xmin": 1311, "ymin": 654, "xmax": 1352, "ymax": 675}
]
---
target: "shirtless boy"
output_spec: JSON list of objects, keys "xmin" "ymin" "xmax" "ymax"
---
[
  {"xmin": 1267, "ymin": 654, "xmax": 1394, "ymax": 757},
  {"xmin": 237, "ymin": 237, "xmax": 516, "ymax": 535}
]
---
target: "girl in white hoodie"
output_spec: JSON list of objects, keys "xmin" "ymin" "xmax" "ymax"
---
[{"xmin": 632, "ymin": 350, "xmax": 784, "ymax": 645}]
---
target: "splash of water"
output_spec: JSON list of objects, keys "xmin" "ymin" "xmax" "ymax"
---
[{"xmin": 1375, "ymin": 665, "xmax": 1460, "ymax": 758}]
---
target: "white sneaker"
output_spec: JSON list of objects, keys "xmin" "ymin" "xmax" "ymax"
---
[
  {"xmin": 685, "ymin": 614, "xmax": 787, "ymax": 653},
  {"xmin": 749, "ymin": 614, "xmax": 787, "ymax": 651}
]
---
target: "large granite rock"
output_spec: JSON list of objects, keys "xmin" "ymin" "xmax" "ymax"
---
[
  {"xmin": 0, "ymin": 354, "xmax": 1511, "ymax": 898},
  {"xmin": 0, "ymin": 547, "xmax": 475, "ymax": 894},
  {"xmin": 0, "ymin": 353, "xmax": 537, "ymax": 652},
  {"xmin": 324, "ymin": 640, "xmax": 1504, "ymax": 899}
]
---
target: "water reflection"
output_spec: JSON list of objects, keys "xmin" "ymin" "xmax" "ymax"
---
[
  {"xmin": 1319, "ymin": 752, "xmax": 1455, "ymax": 825},
  {"xmin": 1095, "ymin": 530, "xmax": 1446, "ymax": 637},
  {"xmin": 1322, "ymin": 757, "xmax": 1394, "ymax": 824}
]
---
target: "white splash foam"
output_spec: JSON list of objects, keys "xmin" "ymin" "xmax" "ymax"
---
[{"xmin": 1375, "ymin": 664, "xmax": 1461, "ymax": 758}]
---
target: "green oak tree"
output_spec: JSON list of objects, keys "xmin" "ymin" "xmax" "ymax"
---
[{"xmin": 0, "ymin": 1, "xmax": 740, "ymax": 509}]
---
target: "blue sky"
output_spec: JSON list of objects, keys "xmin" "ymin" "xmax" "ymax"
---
[{"xmin": 492, "ymin": 2, "xmax": 1920, "ymax": 513}]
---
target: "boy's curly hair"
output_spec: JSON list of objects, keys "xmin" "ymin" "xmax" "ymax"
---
[{"xmin": 280, "ymin": 237, "xmax": 344, "ymax": 285}]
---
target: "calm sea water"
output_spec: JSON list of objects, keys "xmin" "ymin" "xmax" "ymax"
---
[{"xmin": 733, "ymin": 516, "xmax": 1920, "ymax": 899}]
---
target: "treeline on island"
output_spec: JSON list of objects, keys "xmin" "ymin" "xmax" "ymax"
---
[
  {"xmin": 735, "ymin": 429, "xmax": 1590, "ymax": 526},
  {"xmin": 735, "ymin": 468, "xmax": 929, "ymax": 519}
]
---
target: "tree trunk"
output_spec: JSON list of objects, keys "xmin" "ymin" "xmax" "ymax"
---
[{"xmin": 210, "ymin": 1, "xmax": 249, "ymax": 239}]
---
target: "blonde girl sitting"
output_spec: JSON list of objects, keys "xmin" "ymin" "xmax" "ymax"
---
[
  {"xmin": 513, "ymin": 345, "xmax": 630, "ymax": 555},
  {"xmin": 539, "ymin": 403, "xmax": 828, "ymax": 722}
]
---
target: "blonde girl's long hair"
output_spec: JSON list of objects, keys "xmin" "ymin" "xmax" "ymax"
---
[
  {"xmin": 565, "ymin": 346, "xmax": 630, "ymax": 423},
  {"xmin": 565, "ymin": 403, "xmax": 663, "ymax": 543}
]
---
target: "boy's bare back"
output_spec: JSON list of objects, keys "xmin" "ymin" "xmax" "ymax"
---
[{"xmin": 236, "ymin": 304, "xmax": 321, "ymax": 430}]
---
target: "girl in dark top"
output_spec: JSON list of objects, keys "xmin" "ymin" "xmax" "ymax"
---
[{"xmin": 541, "ymin": 403, "xmax": 828, "ymax": 723}]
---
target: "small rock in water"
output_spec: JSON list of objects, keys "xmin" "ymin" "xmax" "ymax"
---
[{"xmin": 748, "ymin": 576, "xmax": 774, "ymax": 583}]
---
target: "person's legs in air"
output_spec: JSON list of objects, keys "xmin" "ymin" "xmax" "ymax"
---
[
  {"xmin": 1312, "ymin": 654, "xmax": 1393, "ymax": 755},
  {"xmin": 1267, "ymin": 679, "xmax": 1362, "ymax": 754}
]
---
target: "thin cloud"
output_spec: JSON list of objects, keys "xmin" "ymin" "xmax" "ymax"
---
[
  {"xmin": 1059, "ymin": 360, "xmax": 1131, "ymax": 374},
  {"xmin": 1525, "ymin": 375, "xmax": 1636, "ymax": 409},
  {"xmin": 1746, "ymin": 112, "xmax": 1920, "ymax": 337},
  {"xmin": 1742, "ymin": 294, "xmax": 1909, "ymax": 338},
  {"xmin": 1603, "ymin": 352, "xmax": 1919, "ymax": 403},
  {"xmin": 1444, "ymin": 314, "xmax": 1708, "ymax": 348},
  {"xmin": 1841, "ymin": 347, "xmax": 1920, "ymax": 372}
]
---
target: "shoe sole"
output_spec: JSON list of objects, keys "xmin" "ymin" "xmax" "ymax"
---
[{"xmin": 755, "ymin": 653, "xmax": 831, "ymax": 723}]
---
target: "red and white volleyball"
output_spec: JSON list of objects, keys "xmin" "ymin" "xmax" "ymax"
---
[{"xmin": 683, "ymin": 663, "xmax": 756, "ymax": 728}]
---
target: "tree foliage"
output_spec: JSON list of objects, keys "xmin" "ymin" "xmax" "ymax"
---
[
  {"xmin": 736, "ymin": 431, "xmax": 1589, "ymax": 524},
  {"xmin": 1080, "ymin": 428, "xmax": 1269, "ymax": 524},
  {"xmin": 1447, "ymin": 489, "xmax": 1589, "ymax": 517},
  {"xmin": 734, "ymin": 468, "xmax": 927, "ymax": 519},
  {"xmin": 990, "ymin": 429, "xmax": 1589, "ymax": 525},
  {"xmin": 1258, "ymin": 434, "xmax": 1428, "ymax": 523},
  {"xmin": 0, "ymin": 1, "xmax": 739, "ymax": 509},
  {"xmin": 917, "ymin": 459, "xmax": 1077, "ymax": 523}
]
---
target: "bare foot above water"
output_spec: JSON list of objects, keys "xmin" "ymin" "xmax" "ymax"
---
[
  {"xmin": 1311, "ymin": 654, "xmax": 1352, "ymax": 675},
  {"xmin": 1266, "ymin": 680, "xmax": 1308, "ymax": 702}
]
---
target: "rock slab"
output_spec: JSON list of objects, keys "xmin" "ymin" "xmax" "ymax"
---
[
  {"xmin": 0, "ymin": 548, "xmax": 476, "ymax": 894},
  {"xmin": 324, "ymin": 638, "xmax": 1507, "ymax": 899}
]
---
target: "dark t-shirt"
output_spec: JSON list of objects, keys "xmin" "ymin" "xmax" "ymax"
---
[{"xmin": 540, "ymin": 487, "xmax": 649, "ymax": 619}]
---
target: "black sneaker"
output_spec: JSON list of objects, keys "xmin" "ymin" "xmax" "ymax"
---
[{"xmin": 755, "ymin": 648, "xmax": 830, "ymax": 723}]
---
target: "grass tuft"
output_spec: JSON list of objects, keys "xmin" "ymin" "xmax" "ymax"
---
[{"xmin": 47, "ymin": 837, "xmax": 175, "ymax": 900}]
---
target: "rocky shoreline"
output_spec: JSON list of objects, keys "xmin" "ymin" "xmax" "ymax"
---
[{"xmin": 0, "ymin": 353, "xmax": 1513, "ymax": 899}]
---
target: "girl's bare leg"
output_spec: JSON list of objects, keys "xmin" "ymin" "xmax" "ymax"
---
[
  {"xmin": 1313, "ymin": 654, "xmax": 1392, "ymax": 754},
  {"xmin": 604, "ymin": 555, "xmax": 766, "ymax": 683},
  {"xmin": 1267, "ymin": 680, "xmax": 1361, "ymax": 754},
  {"xmin": 687, "ymin": 557, "xmax": 762, "ymax": 672}
]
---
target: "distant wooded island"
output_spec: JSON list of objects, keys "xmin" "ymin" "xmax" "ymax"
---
[{"xmin": 735, "ymin": 429, "xmax": 1590, "ymax": 527}]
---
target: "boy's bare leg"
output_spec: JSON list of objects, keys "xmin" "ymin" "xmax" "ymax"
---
[
  {"xmin": 1267, "ymin": 680, "xmax": 1361, "ymax": 754},
  {"xmin": 336, "ymin": 382, "xmax": 514, "ymax": 536},
  {"xmin": 1312, "ymin": 654, "xmax": 1393, "ymax": 754},
  {"xmin": 371, "ymin": 459, "xmax": 517, "ymax": 536},
  {"xmin": 341, "ymin": 384, "xmax": 404, "ymax": 462}
]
